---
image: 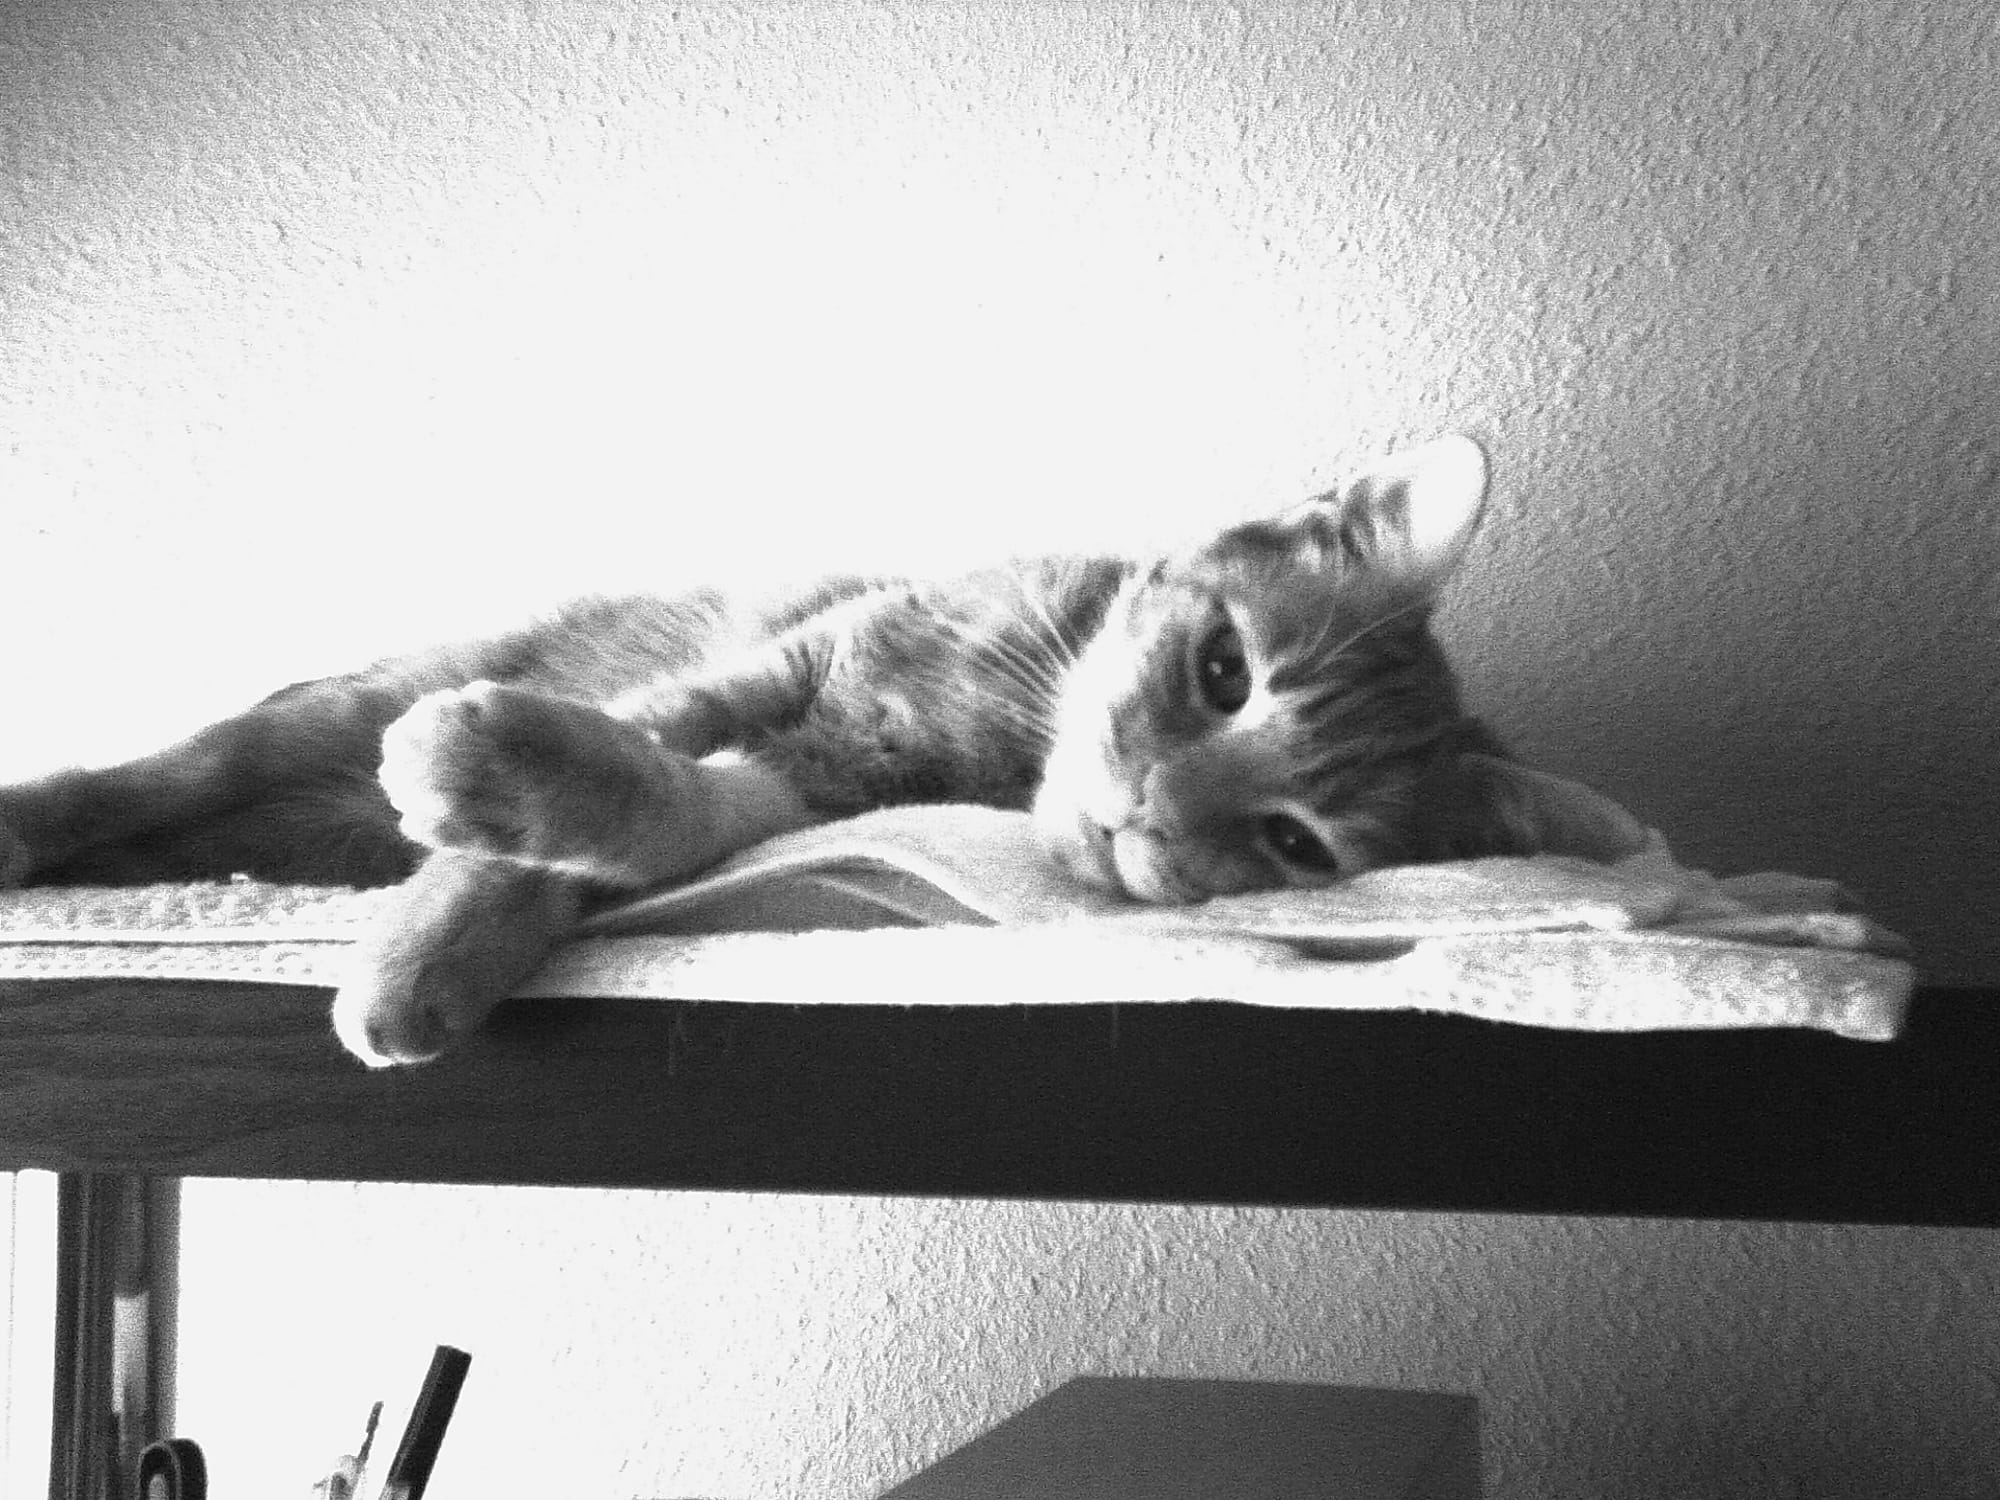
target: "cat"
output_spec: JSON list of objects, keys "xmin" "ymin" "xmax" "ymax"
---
[{"xmin": 0, "ymin": 435, "xmax": 1576, "ymax": 1066}]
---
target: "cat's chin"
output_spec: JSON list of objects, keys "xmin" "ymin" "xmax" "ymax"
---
[{"xmin": 1106, "ymin": 828, "xmax": 1205, "ymax": 904}]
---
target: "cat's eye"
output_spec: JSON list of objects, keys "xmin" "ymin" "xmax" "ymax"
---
[
  {"xmin": 1193, "ymin": 621, "xmax": 1251, "ymax": 714},
  {"xmin": 1261, "ymin": 812, "xmax": 1341, "ymax": 875}
]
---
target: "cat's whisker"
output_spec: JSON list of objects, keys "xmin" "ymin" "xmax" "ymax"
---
[
  {"xmin": 942, "ymin": 619, "xmax": 1069, "ymax": 720},
  {"xmin": 991, "ymin": 679, "xmax": 1065, "ymax": 748},
  {"xmin": 990, "ymin": 706, "xmax": 1061, "ymax": 751},
  {"xmin": 917, "ymin": 629, "xmax": 1062, "ymax": 746},
  {"xmin": 1013, "ymin": 585, "xmax": 1084, "ymax": 675},
  {"xmin": 966, "ymin": 660, "xmax": 1062, "ymax": 735},
  {"xmin": 979, "ymin": 639, "xmax": 1066, "ymax": 707},
  {"xmin": 941, "ymin": 672, "xmax": 1059, "ymax": 751}
]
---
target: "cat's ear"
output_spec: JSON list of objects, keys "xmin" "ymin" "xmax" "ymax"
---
[
  {"xmin": 1313, "ymin": 434, "xmax": 1489, "ymax": 590},
  {"xmin": 1447, "ymin": 753, "xmax": 1651, "ymax": 862}
]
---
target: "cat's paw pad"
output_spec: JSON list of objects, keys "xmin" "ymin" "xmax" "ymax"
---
[
  {"xmin": 377, "ymin": 682, "xmax": 522, "ymax": 855},
  {"xmin": 332, "ymin": 985, "xmax": 455, "ymax": 1068},
  {"xmin": 378, "ymin": 681, "xmax": 657, "ymax": 868},
  {"xmin": 332, "ymin": 851, "xmax": 583, "ymax": 1067},
  {"xmin": 332, "ymin": 947, "xmax": 479, "ymax": 1067}
]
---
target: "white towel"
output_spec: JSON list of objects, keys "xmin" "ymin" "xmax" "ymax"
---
[{"xmin": 0, "ymin": 782, "xmax": 1916, "ymax": 1042}]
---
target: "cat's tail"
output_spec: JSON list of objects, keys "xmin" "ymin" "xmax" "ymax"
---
[{"xmin": 331, "ymin": 851, "xmax": 586, "ymax": 1066}]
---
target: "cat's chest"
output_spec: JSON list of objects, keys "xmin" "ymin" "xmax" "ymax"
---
[
  {"xmin": 848, "ymin": 604, "xmax": 1053, "ymax": 741},
  {"xmin": 801, "ymin": 574, "xmax": 1091, "ymax": 802}
]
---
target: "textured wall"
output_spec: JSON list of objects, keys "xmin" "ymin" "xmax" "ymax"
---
[
  {"xmin": 2, "ymin": 0, "xmax": 1995, "ymax": 976},
  {"xmin": 176, "ymin": 1184, "xmax": 2000, "ymax": 1499},
  {"xmin": 8, "ymin": 6, "xmax": 2000, "ymax": 1498}
]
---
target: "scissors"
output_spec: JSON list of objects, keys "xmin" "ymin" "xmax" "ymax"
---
[{"xmin": 136, "ymin": 1438, "xmax": 206, "ymax": 1500}]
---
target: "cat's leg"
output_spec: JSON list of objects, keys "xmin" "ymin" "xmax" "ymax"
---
[
  {"xmin": 0, "ymin": 680, "xmax": 417, "ymax": 887},
  {"xmin": 340, "ymin": 680, "xmax": 817, "ymax": 1066},
  {"xmin": 0, "ymin": 721, "xmax": 271, "ymax": 883},
  {"xmin": 390, "ymin": 585, "xmax": 928, "ymax": 877},
  {"xmin": 339, "ymin": 624, "xmax": 850, "ymax": 1064},
  {"xmin": 331, "ymin": 850, "xmax": 586, "ymax": 1066},
  {"xmin": 376, "ymin": 680, "xmax": 820, "ymax": 887}
]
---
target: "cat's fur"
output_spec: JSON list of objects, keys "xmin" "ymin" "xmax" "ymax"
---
[{"xmin": 0, "ymin": 436, "xmax": 1567, "ymax": 1066}]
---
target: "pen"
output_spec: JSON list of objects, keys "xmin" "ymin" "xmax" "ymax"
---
[{"xmin": 379, "ymin": 1346, "xmax": 472, "ymax": 1500}]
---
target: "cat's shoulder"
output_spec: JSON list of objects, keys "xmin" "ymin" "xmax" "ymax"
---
[
  {"xmin": 747, "ymin": 553, "xmax": 1137, "ymax": 625},
  {"xmin": 501, "ymin": 552, "xmax": 1139, "ymax": 666}
]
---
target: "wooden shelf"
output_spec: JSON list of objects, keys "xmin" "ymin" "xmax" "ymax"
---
[{"xmin": 2, "ymin": 979, "xmax": 1994, "ymax": 1225}]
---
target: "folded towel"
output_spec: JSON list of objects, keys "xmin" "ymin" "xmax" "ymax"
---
[{"xmin": 0, "ymin": 774, "xmax": 1916, "ymax": 1041}]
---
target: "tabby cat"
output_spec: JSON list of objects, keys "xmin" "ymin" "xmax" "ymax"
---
[{"xmin": 0, "ymin": 436, "xmax": 1566, "ymax": 1066}]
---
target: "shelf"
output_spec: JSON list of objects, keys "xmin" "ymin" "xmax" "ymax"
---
[{"xmin": 1, "ymin": 979, "xmax": 1995, "ymax": 1225}]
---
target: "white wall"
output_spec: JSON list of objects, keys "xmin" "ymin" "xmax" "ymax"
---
[
  {"xmin": 9, "ymin": 5, "xmax": 2000, "ymax": 1498},
  {"xmin": 174, "ymin": 1183, "xmax": 2000, "ymax": 1500}
]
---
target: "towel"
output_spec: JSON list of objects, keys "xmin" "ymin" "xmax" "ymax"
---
[{"xmin": 0, "ymin": 775, "xmax": 1916, "ymax": 1041}]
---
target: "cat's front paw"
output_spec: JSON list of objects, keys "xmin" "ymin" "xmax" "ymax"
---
[
  {"xmin": 378, "ymin": 681, "xmax": 666, "ymax": 876},
  {"xmin": 332, "ymin": 851, "xmax": 585, "ymax": 1066}
]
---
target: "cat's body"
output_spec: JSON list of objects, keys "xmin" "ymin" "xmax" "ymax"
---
[
  {"xmin": 5, "ymin": 563, "xmax": 1125, "ymax": 889},
  {"xmin": 0, "ymin": 437, "xmax": 1565, "ymax": 1066}
]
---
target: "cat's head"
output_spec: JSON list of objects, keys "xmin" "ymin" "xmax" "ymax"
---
[{"xmin": 1033, "ymin": 435, "xmax": 1605, "ymax": 902}]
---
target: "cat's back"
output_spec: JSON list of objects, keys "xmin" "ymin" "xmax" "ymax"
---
[
  {"xmin": 558, "ymin": 557, "xmax": 1132, "ymax": 686},
  {"xmin": 341, "ymin": 557, "xmax": 1131, "ymax": 712},
  {"xmin": 342, "ymin": 577, "xmax": 882, "ymax": 706}
]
